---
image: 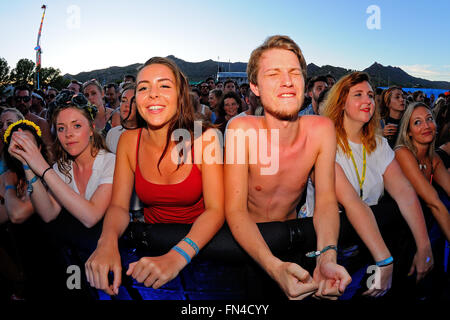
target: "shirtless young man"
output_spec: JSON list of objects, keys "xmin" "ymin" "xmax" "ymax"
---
[{"xmin": 225, "ymin": 35, "xmax": 351, "ymax": 300}]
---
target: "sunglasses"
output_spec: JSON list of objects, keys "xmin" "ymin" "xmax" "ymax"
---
[
  {"xmin": 53, "ymin": 90, "xmax": 98, "ymax": 121},
  {"xmin": 47, "ymin": 94, "xmax": 56, "ymax": 99},
  {"xmin": 15, "ymin": 96, "xmax": 31, "ymax": 103}
]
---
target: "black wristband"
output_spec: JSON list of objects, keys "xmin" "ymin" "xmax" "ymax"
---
[{"xmin": 41, "ymin": 167, "xmax": 52, "ymax": 181}]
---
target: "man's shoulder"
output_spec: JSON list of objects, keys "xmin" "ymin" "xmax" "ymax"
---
[
  {"xmin": 26, "ymin": 112, "xmax": 48, "ymax": 126},
  {"xmin": 299, "ymin": 114, "xmax": 334, "ymax": 130},
  {"xmin": 227, "ymin": 114, "xmax": 261, "ymax": 130}
]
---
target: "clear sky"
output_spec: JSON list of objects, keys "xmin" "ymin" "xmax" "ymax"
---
[{"xmin": 1, "ymin": 0, "xmax": 449, "ymax": 81}]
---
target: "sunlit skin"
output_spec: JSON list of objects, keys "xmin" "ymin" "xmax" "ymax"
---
[
  {"xmin": 135, "ymin": 64, "xmax": 178, "ymax": 130},
  {"xmin": 83, "ymin": 84, "xmax": 104, "ymax": 109},
  {"xmin": 408, "ymin": 106, "xmax": 436, "ymax": 146},
  {"xmin": 55, "ymin": 108, "xmax": 93, "ymax": 158},
  {"xmin": 383, "ymin": 88, "xmax": 405, "ymax": 138},
  {"xmin": 208, "ymin": 92, "xmax": 220, "ymax": 112},
  {"xmin": 106, "ymin": 87, "xmax": 120, "ymax": 108},
  {"xmin": 340, "ymin": 81, "xmax": 434, "ymax": 286},
  {"xmin": 224, "ymin": 82, "xmax": 236, "ymax": 94},
  {"xmin": 119, "ymin": 89, "xmax": 137, "ymax": 126},
  {"xmin": 15, "ymin": 90, "xmax": 32, "ymax": 115},
  {"xmin": 223, "ymin": 97, "xmax": 239, "ymax": 119},
  {"xmin": 227, "ymin": 46, "xmax": 350, "ymax": 300},
  {"xmin": 1, "ymin": 111, "xmax": 21, "ymax": 138},
  {"xmin": 251, "ymin": 48, "xmax": 305, "ymax": 120},
  {"xmin": 343, "ymin": 81, "xmax": 375, "ymax": 137},
  {"xmin": 83, "ymin": 84, "xmax": 113, "ymax": 130},
  {"xmin": 85, "ymin": 61, "xmax": 224, "ymax": 296},
  {"xmin": 394, "ymin": 105, "xmax": 450, "ymax": 242}
]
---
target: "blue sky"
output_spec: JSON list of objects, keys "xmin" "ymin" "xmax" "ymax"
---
[{"xmin": 1, "ymin": 0, "xmax": 449, "ymax": 82}]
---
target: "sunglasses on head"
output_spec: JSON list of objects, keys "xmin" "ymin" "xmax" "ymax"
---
[
  {"xmin": 15, "ymin": 96, "xmax": 31, "ymax": 103},
  {"xmin": 53, "ymin": 90, "xmax": 98, "ymax": 121}
]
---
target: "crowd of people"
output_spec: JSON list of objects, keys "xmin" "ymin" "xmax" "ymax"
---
[{"xmin": 0, "ymin": 35, "xmax": 448, "ymax": 301}]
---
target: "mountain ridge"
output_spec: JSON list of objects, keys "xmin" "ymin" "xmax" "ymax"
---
[{"xmin": 63, "ymin": 56, "xmax": 450, "ymax": 89}]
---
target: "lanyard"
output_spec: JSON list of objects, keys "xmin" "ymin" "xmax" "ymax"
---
[{"xmin": 349, "ymin": 144, "xmax": 366, "ymax": 199}]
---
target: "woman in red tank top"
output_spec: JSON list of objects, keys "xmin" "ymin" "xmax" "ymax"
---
[{"xmin": 86, "ymin": 57, "xmax": 224, "ymax": 294}]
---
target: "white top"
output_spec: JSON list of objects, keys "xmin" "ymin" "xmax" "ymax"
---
[
  {"xmin": 52, "ymin": 149, "xmax": 116, "ymax": 201},
  {"xmin": 106, "ymin": 125, "xmax": 125, "ymax": 154},
  {"xmin": 303, "ymin": 136, "xmax": 394, "ymax": 217}
]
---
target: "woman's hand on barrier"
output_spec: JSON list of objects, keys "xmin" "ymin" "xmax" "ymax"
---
[
  {"xmin": 313, "ymin": 257, "xmax": 351, "ymax": 300},
  {"xmin": 409, "ymin": 247, "xmax": 433, "ymax": 283},
  {"xmin": 362, "ymin": 263, "xmax": 393, "ymax": 298},
  {"xmin": 85, "ymin": 243, "xmax": 122, "ymax": 296},
  {"xmin": 126, "ymin": 250, "xmax": 187, "ymax": 289}
]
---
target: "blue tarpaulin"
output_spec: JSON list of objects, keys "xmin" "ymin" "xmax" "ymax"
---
[{"xmin": 379, "ymin": 87, "xmax": 449, "ymax": 98}]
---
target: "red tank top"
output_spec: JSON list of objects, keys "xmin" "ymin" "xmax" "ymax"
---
[{"xmin": 135, "ymin": 128, "xmax": 205, "ymax": 224}]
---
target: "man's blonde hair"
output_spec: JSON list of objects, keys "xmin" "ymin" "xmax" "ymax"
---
[{"xmin": 247, "ymin": 35, "xmax": 307, "ymax": 85}]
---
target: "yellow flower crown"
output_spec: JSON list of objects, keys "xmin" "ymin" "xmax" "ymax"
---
[{"xmin": 3, "ymin": 119, "xmax": 42, "ymax": 143}]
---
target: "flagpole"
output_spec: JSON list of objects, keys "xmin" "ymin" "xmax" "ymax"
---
[{"xmin": 35, "ymin": 4, "xmax": 47, "ymax": 89}]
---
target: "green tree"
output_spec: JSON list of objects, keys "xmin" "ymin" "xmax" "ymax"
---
[
  {"xmin": 0, "ymin": 57, "xmax": 11, "ymax": 95},
  {"xmin": 10, "ymin": 58, "xmax": 35, "ymax": 86},
  {"xmin": 0, "ymin": 57, "xmax": 10, "ymax": 86}
]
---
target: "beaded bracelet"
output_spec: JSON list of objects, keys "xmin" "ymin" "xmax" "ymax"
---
[
  {"xmin": 375, "ymin": 256, "xmax": 394, "ymax": 267},
  {"xmin": 172, "ymin": 245, "xmax": 191, "ymax": 264},
  {"xmin": 182, "ymin": 237, "xmax": 199, "ymax": 255},
  {"xmin": 306, "ymin": 245, "xmax": 338, "ymax": 258}
]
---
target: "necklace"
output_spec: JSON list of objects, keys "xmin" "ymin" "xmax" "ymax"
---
[{"xmin": 349, "ymin": 144, "xmax": 366, "ymax": 199}]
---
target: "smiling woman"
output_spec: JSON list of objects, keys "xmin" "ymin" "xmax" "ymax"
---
[
  {"xmin": 305, "ymin": 72, "xmax": 434, "ymax": 298},
  {"xmin": 85, "ymin": 56, "xmax": 224, "ymax": 296},
  {"xmin": 394, "ymin": 102, "xmax": 450, "ymax": 241}
]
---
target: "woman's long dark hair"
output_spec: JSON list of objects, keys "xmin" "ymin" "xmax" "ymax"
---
[{"xmin": 136, "ymin": 57, "xmax": 213, "ymax": 172}]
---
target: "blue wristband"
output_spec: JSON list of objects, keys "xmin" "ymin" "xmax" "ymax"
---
[
  {"xmin": 306, "ymin": 245, "xmax": 338, "ymax": 258},
  {"xmin": 23, "ymin": 164, "xmax": 31, "ymax": 170},
  {"xmin": 27, "ymin": 175, "xmax": 39, "ymax": 195},
  {"xmin": 172, "ymin": 245, "xmax": 191, "ymax": 264},
  {"xmin": 376, "ymin": 256, "xmax": 394, "ymax": 267},
  {"xmin": 5, "ymin": 185, "xmax": 17, "ymax": 191},
  {"xmin": 28, "ymin": 175, "xmax": 39, "ymax": 185},
  {"xmin": 182, "ymin": 237, "xmax": 199, "ymax": 255}
]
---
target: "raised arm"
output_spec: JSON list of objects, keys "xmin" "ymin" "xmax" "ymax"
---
[
  {"xmin": 311, "ymin": 118, "xmax": 351, "ymax": 298},
  {"xmin": 8, "ymin": 131, "xmax": 111, "ymax": 228},
  {"xmin": 383, "ymin": 158, "xmax": 433, "ymax": 281},
  {"xmin": 395, "ymin": 147, "xmax": 450, "ymax": 241}
]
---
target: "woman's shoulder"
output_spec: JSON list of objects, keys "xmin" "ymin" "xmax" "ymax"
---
[{"xmin": 118, "ymin": 128, "xmax": 140, "ymax": 143}]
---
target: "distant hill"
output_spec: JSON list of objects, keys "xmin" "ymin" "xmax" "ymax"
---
[{"xmin": 64, "ymin": 56, "xmax": 450, "ymax": 89}]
